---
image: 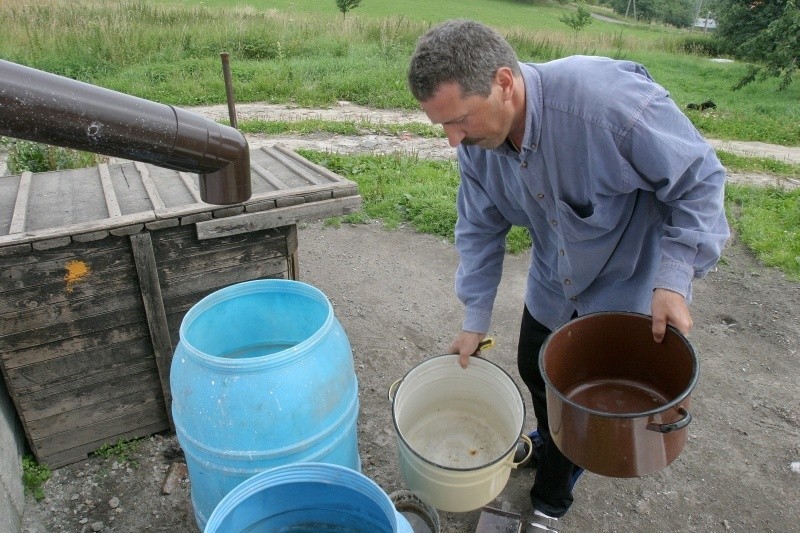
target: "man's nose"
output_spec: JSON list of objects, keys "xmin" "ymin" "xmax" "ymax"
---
[{"xmin": 443, "ymin": 124, "xmax": 464, "ymax": 147}]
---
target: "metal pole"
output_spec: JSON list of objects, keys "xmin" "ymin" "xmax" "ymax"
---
[{"xmin": 220, "ymin": 52, "xmax": 238, "ymax": 130}]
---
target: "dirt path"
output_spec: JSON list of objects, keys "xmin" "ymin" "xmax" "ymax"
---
[
  {"xmin": 18, "ymin": 102, "xmax": 800, "ymax": 533},
  {"xmin": 193, "ymin": 101, "xmax": 800, "ymax": 189}
]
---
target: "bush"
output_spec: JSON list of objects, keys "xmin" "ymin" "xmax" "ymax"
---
[{"xmin": 6, "ymin": 139, "xmax": 100, "ymax": 174}]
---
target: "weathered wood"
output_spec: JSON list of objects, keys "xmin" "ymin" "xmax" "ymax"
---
[
  {"xmin": 7, "ymin": 336, "xmax": 152, "ymax": 393},
  {"xmin": 9, "ymin": 171, "xmax": 32, "ymax": 235},
  {"xmin": 1, "ymin": 322, "xmax": 148, "ymax": 371},
  {"xmin": 273, "ymin": 144, "xmax": 351, "ymax": 184},
  {"xmin": 38, "ymin": 421, "xmax": 168, "ymax": 469},
  {"xmin": 130, "ymin": 232, "xmax": 174, "ymax": 429},
  {"xmin": 0, "ymin": 212, "xmax": 155, "ymax": 247},
  {"xmin": 98, "ymin": 163, "xmax": 122, "ymax": 218},
  {"xmin": 196, "ymin": 196, "xmax": 362, "ymax": 240},
  {"xmin": 135, "ymin": 161, "xmax": 166, "ymax": 210},
  {"xmin": 33, "ymin": 396, "xmax": 167, "ymax": 460},
  {"xmin": 251, "ymin": 161, "xmax": 290, "ymax": 190},
  {"xmin": 179, "ymin": 172, "xmax": 202, "ymax": 203},
  {"xmin": 0, "ymin": 147, "xmax": 359, "ymax": 467}
]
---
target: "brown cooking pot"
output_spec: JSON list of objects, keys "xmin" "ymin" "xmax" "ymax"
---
[{"xmin": 540, "ymin": 312, "xmax": 697, "ymax": 478}]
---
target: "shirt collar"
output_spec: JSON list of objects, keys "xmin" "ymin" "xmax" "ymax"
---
[{"xmin": 491, "ymin": 62, "xmax": 543, "ymax": 157}]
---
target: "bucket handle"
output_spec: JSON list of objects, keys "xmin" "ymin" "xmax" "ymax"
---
[
  {"xmin": 646, "ymin": 407, "xmax": 692, "ymax": 433},
  {"xmin": 507, "ymin": 433, "xmax": 533, "ymax": 469},
  {"xmin": 387, "ymin": 379, "xmax": 401, "ymax": 402},
  {"xmin": 387, "ymin": 338, "xmax": 496, "ymax": 402}
]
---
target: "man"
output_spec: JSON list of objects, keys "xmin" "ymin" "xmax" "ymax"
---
[{"xmin": 407, "ymin": 20, "xmax": 729, "ymax": 532}]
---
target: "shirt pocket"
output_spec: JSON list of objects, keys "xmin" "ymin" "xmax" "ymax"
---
[{"xmin": 556, "ymin": 199, "xmax": 615, "ymax": 242}]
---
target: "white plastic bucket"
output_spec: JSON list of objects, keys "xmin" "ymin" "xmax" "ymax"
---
[{"xmin": 389, "ymin": 355, "xmax": 530, "ymax": 512}]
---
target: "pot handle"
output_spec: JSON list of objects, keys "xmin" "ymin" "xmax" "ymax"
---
[
  {"xmin": 646, "ymin": 407, "xmax": 692, "ymax": 433},
  {"xmin": 508, "ymin": 433, "xmax": 533, "ymax": 469},
  {"xmin": 387, "ymin": 379, "xmax": 401, "ymax": 402}
]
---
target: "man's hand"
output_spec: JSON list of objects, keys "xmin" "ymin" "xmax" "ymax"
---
[
  {"xmin": 651, "ymin": 288, "xmax": 693, "ymax": 342},
  {"xmin": 449, "ymin": 330, "xmax": 486, "ymax": 368}
]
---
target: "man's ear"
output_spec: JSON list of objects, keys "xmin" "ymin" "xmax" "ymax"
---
[{"xmin": 495, "ymin": 67, "xmax": 516, "ymax": 101}]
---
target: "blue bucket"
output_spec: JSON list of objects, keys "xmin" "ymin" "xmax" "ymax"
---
[
  {"xmin": 205, "ymin": 463, "xmax": 413, "ymax": 533},
  {"xmin": 170, "ymin": 279, "xmax": 360, "ymax": 530}
]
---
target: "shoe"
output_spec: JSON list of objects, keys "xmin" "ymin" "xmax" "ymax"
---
[
  {"xmin": 514, "ymin": 430, "xmax": 585, "ymax": 491},
  {"xmin": 525, "ymin": 510, "xmax": 559, "ymax": 532}
]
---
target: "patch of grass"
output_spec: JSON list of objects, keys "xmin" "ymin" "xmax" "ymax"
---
[
  {"xmin": 299, "ymin": 150, "xmax": 534, "ymax": 253},
  {"xmin": 4, "ymin": 139, "xmax": 103, "ymax": 174},
  {"xmin": 725, "ymin": 185, "xmax": 800, "ymax": 280},
  {"xmin": 717, "ymin": 150, "xmax": 800, "ymax": 179},
  {"xmin": 2, "ymin": 0, "xmax": 798, "ymax": 144},
  {"xmin": 22, "ymin": 455, "xmax": 51, "ymax": 501},
  {"xmin": 93, "ymin": 437, "xmax": 143, "ymax": 467}
]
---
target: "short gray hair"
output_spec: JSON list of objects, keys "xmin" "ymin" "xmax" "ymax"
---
[{"xmin": 408, "ymin": 20, "xmax": 521, "ymax": 102}]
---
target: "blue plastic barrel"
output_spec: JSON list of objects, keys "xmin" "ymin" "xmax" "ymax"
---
[
  {"xmin": 205, "ymin": 463, "xmax": 413, "ymax": 533},
  {"xmin": 170, "ymin": 279, "xmax": 360, "ymax": 530}
]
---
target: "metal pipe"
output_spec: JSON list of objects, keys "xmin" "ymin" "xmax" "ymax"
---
[{"xmin": 0, "ymin": 59, "xmax": 251, "ymax": 205}]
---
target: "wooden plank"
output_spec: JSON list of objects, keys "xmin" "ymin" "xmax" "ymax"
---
[
  {"xmin": 36, "ymin": 420, "xmax": 168, "ymax": 468},
  {"xmin": 196, "ymin": 196, "xmax": 362, "ymax": 239},
  {"xmin": 1, "ymin": 322, "xmax": 148, "ymax": 370},
  {"xmin": 32, "ymin": 397, "xmax": 167, "ymax": 461},
  {"xmin": 26, "ymin": 378, "xmax": 164, "ymax": 436},
  {"xmin": 20, "ymin": 363, "xmax": 159, "ymax": 420},
  {"xmin": 98, "ymin": 163, "xmax": 122, "ymax": 218},
  {"xmin": 135, "ymin": 162, "xmax": 166, "ymax": 210},
  {"xmin": 1, "ymin": 300, "xmax": 147, "ymax": 354},
  {"xmin": 267, "ymin": 145, "xmax": 327, "ymax": 185},
  {"xmin": 179, "ymin": 172, "xmax": 203, "ymax": 203},
  {"xmin": 6, "ymin": 336, "xmax": 153, "ymax": 392},
  {"xmin": 0, "ymin": 211, "xmax": 156, "ymax": 247},
  {"xmin": 9, "ymin": 171, "xmax": 33, "ymax": 234},
  {"xmin": 273, "ymin": 144, "xmax": 351, "ymax": 184},
  {"xmin": 130, "ymin": 232, "xmax": 174, "ymax": 428},
  {"xmin": 287, "ymin": 224, "xmax": 299, "ymax": 281},
  {"xmin": 251, "ymin": 160, "xmax": 290, "ymax": 190}
]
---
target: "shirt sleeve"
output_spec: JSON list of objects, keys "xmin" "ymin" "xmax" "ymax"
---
[
  {"xmin": 454, "ymin": 149, "xmax": 512, "ymax": 333},
  {"xmin": 625, "ymin": 93, "xmax": 730, "ymax": 298}
]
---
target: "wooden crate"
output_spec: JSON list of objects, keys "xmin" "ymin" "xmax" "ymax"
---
[{"xmin": 0, "ymin": 144, "xmax": 361, "ymax": 467}]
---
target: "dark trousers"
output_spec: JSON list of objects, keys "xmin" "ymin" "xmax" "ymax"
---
[{"xmin": 517, "ymin": 305, "xmax": 581, "ymax": 518}]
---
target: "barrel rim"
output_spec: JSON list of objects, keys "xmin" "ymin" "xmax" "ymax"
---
[
  {"xmin": 204, "ymin": 462, "xmax": 401, "ymax": 532},
  {"xmin": 177, "ymin": 279, "xmax": 336, "ymax": 368}
]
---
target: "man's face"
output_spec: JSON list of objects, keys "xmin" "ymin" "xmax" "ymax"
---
[{"xmin": 419, "ymin": 81, "xmax": 511, "ymax": 150}]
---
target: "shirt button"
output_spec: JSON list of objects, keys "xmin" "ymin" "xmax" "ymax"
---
[
  {"xmin": 564, "ymin": 278, "xmax": 572, "ymax": 285},
  {"xmin": 550, "ymin": 220, "xmax": 557, "ymax": 227},
  {"xmin": 537, "ymin": 193, "xmax": 545, "ymax": 199},
  {"xmin": 570, "ymin": 296, "xmax": 577, "ymax": 302},
  {"xmin": 559, "ymin": 249, "xmax": 565, "ymax": 256},
  {"xmin": 521, "ymin": 161, "xmax": 528, "ymax": 168}
]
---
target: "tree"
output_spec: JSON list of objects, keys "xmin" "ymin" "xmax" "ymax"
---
[
  {"xmin": 335, "ymin": 0, "xmax": 362, "ymax": 19},
  {"xmin": 715, "ymin": 0, "xmax": 799, "ymax": 90},
  {"xmin": 560, "ymin": 4, "xmax": 594, "ymax": 37}
]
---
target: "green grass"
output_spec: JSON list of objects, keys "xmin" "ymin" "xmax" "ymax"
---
[
  {"xmin": 1, "ymin": 0, "xmax": 798, "ymax": 144},
  {"xmin": 93, "ymin": 437, "xmax": 144, "ymax": 467},
  {"xmin": 726, "ymin": 185, "xmax": 800, "ymax": 280},
  {"xmin": 22, "ymin": 455, "xmax": 51, "ymax": 501}
]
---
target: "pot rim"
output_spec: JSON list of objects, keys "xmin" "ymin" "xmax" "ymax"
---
[
  {"xmin": 391, "ymin": 354, "xmax": 525, "ymax": 472},
  {"xmin": 539, "ymin": 311, "xmax": 699, "ymax": 419}
]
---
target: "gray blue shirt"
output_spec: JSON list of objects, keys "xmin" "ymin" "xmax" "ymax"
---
[{"xmin": 455, "ymin": 57, "xmax": 730, "ymax": 333}]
